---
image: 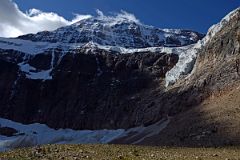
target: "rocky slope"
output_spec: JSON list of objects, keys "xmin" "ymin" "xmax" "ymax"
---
[
  {"xmin": 0, "ymin": 7, "xmax": 239, "ymax": 147},
  {"xmin": 113, "ymin": 7, "xmax": 240, "ymax": 146},
  {"xmin": 2, "ymin": 144, "xmax": 240, "ymax": 160}
]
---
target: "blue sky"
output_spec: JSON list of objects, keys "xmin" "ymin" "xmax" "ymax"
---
[{"xmin": 11, "ymin": 0, "xmax": 240, "ymax": 33}]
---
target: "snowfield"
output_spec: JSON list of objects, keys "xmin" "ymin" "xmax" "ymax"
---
[
  {"xmin": 0, "ymin": 117, "xmax": 170, "ymax": 151},
  {"xmin": 0, "ymin": 118, "xmax": 124, "ymax": 151}
]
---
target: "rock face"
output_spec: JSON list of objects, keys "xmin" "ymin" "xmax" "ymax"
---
[
  {"xmin": 188, "ymin": 9, "xmax": 240, "ymax": 92},
  {"xmin": 0, "ymin": 127, "xmax": 18, "ymax": 137},
  {"xmin": 0, "ymin": 46, "xmax": 179, "ymax": 129}
]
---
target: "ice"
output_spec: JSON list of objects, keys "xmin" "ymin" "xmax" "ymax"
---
[
  {"xmin": 0, "ymin": 116, "xmax": 170, "ymax": 151},
  {"xmin": 0, "ymin": 118, "xmax": 125, "ymax": 151},
  {"xmin": 118, "ymin": 117, "xmax": 171, "ymax": 144},
  {"xmin": 18, "ymin": 62, "xmax": 52, "ymax": 80},
  {"xmin": 165, "ymin": 45, "xmax": 198, "ymax": 86},
  {"xmin": 0, "ymin": 37, "xmax": 87, "ymax": 55}
]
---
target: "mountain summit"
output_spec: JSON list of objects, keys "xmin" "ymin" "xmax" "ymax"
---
[{"xmin": 18, "ymin": 10, "xmax": 204, "ymax": 48}]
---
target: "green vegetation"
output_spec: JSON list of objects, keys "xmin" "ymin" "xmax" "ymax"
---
[{"xmin": 1, "ymin": 144, "xmax": 240, "ymax": 160}]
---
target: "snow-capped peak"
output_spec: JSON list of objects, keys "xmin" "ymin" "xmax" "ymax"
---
[
  {"xmin": 17, "ymin": 10, "xmax": 203, "ymax": 49},
  {"xmin": 0, "ymin": 10, "xmax": 204, "ymax": 81},
  {"xmin": 197, "ymin": 7, "xmax": 240, "ymax": 48},
  {"xmin": 74, "ymin": 10, "xmax": 140, "ymax": 28}
]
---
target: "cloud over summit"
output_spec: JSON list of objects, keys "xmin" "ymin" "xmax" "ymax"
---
[{"xmin": 0, "ymin": 0, "xmax": 91, "ymax": 37}]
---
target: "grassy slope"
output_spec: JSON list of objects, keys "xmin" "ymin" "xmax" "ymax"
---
[{"xmin": 1, "ymin": 144, "xmax": 240, "ymax": 160}]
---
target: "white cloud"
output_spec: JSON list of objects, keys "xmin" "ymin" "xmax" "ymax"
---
[
  {"xmin": 0, "ymin": 0, "xmax": 92, "ymax": 37},
  {"xmin": 95, "ymin": 9, "xmax": 140, "ymax": 25},
  {"xmin": 0, "ymin": 0, "xmax": 140, "ymax": 38}
]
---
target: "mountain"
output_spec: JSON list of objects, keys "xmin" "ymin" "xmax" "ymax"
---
[
  {"xmin": 0, "ymin": 11, "xmax": 203, "ymax": 130},
  {"xmin": 0, "ymin": 7, "xmax": 239, "ymax": 150},
  {"xmin": 113, "ymin": 7, "xmax": 240, "ymax": 146},
  {"xmin": 18, "ymin": 11, "xmax": 203, "ymax": 48}
]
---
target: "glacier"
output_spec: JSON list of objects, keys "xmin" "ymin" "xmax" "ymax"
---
[
  {"xmin": 0, "ymin": 118, "xmax": 125, "ymax": 151},
  {"xmin": 0, "ymin": 117, "xmax": 170, "ymax": 151}
]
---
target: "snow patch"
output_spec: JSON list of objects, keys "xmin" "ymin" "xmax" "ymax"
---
[
  {"xmin": 0, "ymin": 37, "xmax": 87, "ymax": 55},
  {"xmin": 18, "ymin": 62, "xmax": 52, "ymax": 80},
  {"xmin": 97, "ymin": 42, "xmax": 190, "ymax": 54},
  {"xmin": 95, "ymin": 56, "xmax": 103, "ymax": 76},
  {"xmin": 0, "ymin": 117, "xmax": 170, "ymax": 151},
  {"xmin": 116, "ymin": 117, "xmax": 171, "ymax": 144},
  {"xmin": 0, "ymin": 118, "xmax": 124, "ymax": 152}
]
